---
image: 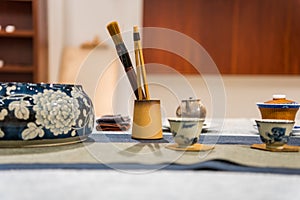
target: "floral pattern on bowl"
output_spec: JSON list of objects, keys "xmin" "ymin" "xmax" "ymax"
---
[{"xmin": 0, "ymin": 82, "xmax": 94, "ymax": 142}]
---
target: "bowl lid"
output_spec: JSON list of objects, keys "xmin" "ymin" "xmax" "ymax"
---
[
  {"xmin": 181, "ymin": 97, "xmax": 200, "ymax": 102},
  {"xmin": 264, "ymin": 94, "xmax": 297, "ymax": 104},
  {"xmin": 256, "ymin": 102, "xmax": 300, "ymax": 108}
]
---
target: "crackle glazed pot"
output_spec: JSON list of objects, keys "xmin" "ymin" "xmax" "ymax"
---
[
  {"xmin": 0, "ymin": 82, "xmax": 95, "ymax": 147},
  {"xmin": 176, "ymin": 98, "xmax": 206, "ymax": 120}
]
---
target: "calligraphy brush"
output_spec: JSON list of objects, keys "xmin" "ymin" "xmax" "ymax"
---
[
  {"xmin": 133, "ymin": 26, "xmax": 150, "ymax": 100},
  {"xmin": 106, "ymin": 21, "xmax": 144, "ymax": 99},
  {"xmin": 133, "ymin": 26, "xmax": 145, "ymax": 100}
]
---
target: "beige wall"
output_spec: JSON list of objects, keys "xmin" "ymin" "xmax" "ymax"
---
[
  {"xmin": 142, "ymin": 75, "xmax": 300, "ymax": 119},
  {"xmin": 48, "ymin": 0, "xmax": 143, "ymax": 83}
]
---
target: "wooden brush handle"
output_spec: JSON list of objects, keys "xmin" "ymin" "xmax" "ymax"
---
[{"xmin": 133, "ymin": 26, "xmax": 150, "ymax": 100}]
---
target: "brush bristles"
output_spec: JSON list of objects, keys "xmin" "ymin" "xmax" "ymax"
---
[
  {"xmin": 107, "ymin": 21, "xmax": 123, "ymax": 45},
  {"xmin": 107, "ymin": 21, "xmax": 120, "ymax": 36}
]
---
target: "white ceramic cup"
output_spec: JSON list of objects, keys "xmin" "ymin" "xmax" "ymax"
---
[
  {"xmin": 0, "ymin": 60, "xmax": 4, "ymax": 68},
  {"xmin": 255, "ymin": 119, "xmax": 295, "ymax": 149},
  {"xmin": 5, "ymin": 25, "xmax": 16, "ymax": 33},
  {"xmin": 168, "ymin": 117, "xmax": 204, "ymax": 147}
]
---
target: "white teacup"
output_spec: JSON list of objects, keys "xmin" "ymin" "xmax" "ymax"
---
[
  {"xmin": 255, "ymin": 119, "xmax": 295, "ymax": 149},
  {"xmin": 5, "ymin": 25, "xmax": 15, "ymax": 33},
  {"xmin": 0, "ymin": 60, "xmax": 4, "ymax": 68},
  {"xmin": 168, "ymin": 117, "xmax": 204, "ymax": 147}
]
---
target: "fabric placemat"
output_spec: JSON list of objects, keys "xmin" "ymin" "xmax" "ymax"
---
[
  {"xmin": 0, "ymin": 134, "xmax": 299, "ymax": 174},
  {"xmin": 90, "ymin": 133, "xmax": 300, "ymax": 146}
]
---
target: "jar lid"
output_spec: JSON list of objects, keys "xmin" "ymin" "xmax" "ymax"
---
[
  {"xmin": 264, "ymin": 94, "xmax": 296, "ymax": 104},
  {"xmin": 181, "ymin": 97, "xmax": 200, "ymax": 102}
]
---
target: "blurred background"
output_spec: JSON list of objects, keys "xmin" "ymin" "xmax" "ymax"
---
[{"xmin": 1, "ymin": 0, "xmax": 300, "ymax": 119}]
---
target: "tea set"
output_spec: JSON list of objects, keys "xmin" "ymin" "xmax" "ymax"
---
[
  {"xmin": 167, "ymin": 98, "xmax": 207, "ymax": 150},
  {"xmin": 0, "ymin": 81, "xmax": 299, "ymax": 152},
  {"xmin": 167, "ymin": 94, "xmax": 300, "ymax": 151},
  {"xmin": 253, "ymin": 94, "xmax": 300, "ymax": 151}
]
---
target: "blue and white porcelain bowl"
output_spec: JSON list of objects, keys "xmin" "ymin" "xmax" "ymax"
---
[
  {"xmin": 255, "ymin": 119, "xmax": 295, "ymax": 149},
  {"xmin": 168, "ymin": 117, "xmax": 204, "ymax": 147},
  {"xmin": 0, "ymin": 82, "xmax": 95, "ymax": 147}
]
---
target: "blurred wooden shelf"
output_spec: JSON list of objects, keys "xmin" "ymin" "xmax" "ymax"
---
[
  {"xmin": 0, "ymin": 65, "xmax": 34, "ymax": 73},
  {"xmin": 0, "ymin": 0, "xmax": 48, "ymax": 82},
  {"xmin": 0, "ymin": 30, "xmax": 34, "ymax": 38},
  {"xmin": 7, "ymin": 0, "xmax": 33, "ymax": 2}
]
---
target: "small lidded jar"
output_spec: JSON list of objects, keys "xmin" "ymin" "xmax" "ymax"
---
[
  {"xmin": 257, "ymin": 94, "xmax": 300, "ymax": 120},
  {"xmin": 176, "ymin": 97, "xmax": 206, "ymax": 120}
]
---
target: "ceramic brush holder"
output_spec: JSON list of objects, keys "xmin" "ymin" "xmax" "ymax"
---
[{"xmin": 132, "ymin": 100, "xmax": 163, "ymax": 139}]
